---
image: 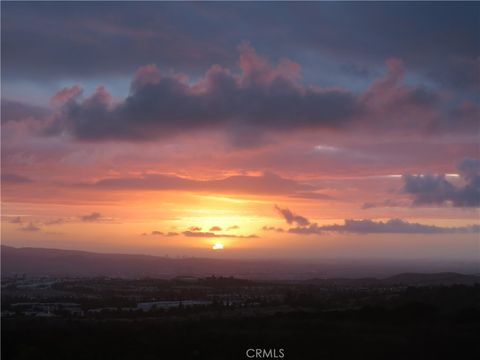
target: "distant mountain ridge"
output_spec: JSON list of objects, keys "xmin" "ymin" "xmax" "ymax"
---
[
  {"xmin": 2, "ymin": 245, "xmax": 479, "ymax": 282},
  {"xmin": 303, "ymin": 272, "xmax": 480, "ymax": 286},
  {"xmin": 383, "ymin": 272, "xmax": 480, "ymax": 286},
  {"xmin": 1, "ymin": 245, "xmax": 252, "ymax": 278}
]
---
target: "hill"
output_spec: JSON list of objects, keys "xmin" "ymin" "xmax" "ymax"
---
[{"xmin": 2, "ymin": 245, "xmax": 479, "ymax": 282}]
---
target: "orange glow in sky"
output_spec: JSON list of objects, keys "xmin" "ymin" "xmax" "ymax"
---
[{"xmin": 2, "ymin": 12, "xmax": 479, "ymax": 261}]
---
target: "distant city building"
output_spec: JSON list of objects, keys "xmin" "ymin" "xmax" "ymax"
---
[{"xmin": 137, "ymin": 300, "xmax": 212, "ymax": 311}]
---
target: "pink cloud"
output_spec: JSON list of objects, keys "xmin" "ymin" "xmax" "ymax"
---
[
  {"xmin": 237, "ymin": 41, "xmax": 301, "ymax": 86},
  {"xmin": 50, "ymin": 85, "xmax": 83, "ymax": 107},
  {"xmin": 131, "ymin": 64, "xmax": 163, "ymax": 92}
]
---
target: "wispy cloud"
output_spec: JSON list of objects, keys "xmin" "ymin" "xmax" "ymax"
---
[
  {"xmin": 80, "ymin": 212, "xmax": 105, "ymax": 222},
  {"xmin": 20, "ymin": 222, "xmax": 41, "ymax": 232},
  {"xmin": 182, "ymin": 231, "xmax": 258, "ymax": 239}
]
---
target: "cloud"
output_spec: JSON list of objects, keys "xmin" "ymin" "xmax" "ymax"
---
[
  {"xmin": 273, "ymin": 206, "xmax": 479, "ymax": 235},
  {"xmin": 80, "ymin": 212, "xmax": 102, "ymax": 222},
  {"xmin": 182, "ymin": 231, "xmax": 216, "ymax": 238},
  {"xmin": 3, "ymin": 2, "xmax": 477, "ymax": 98},
  {"xmin": 288, "ymin": 224, "xmax": 322, "ymax": 235},
  {"xmin": 274, "ymin": 205, "xmax": 310, "ymax": 226},
  {"xmin": 7, "ymin": 42, "xmax": 475, "ymax": 146},
  {"xmin": 1, "ymin": 99, "xmax": 51, "ymax": 123},
  {"xmin": 20, "ymin": 222, "xmax": 40, "ymax": 232},
  {"xmin": 24, "ymin": 216, "xmax": 101, "ymax": 226},
  {"xmin": 45, "ymin": 43, "xmax": 358, "ymax": 143},
  {"xmin": 2, "ymin": 3, "xmax": 234, "ymax": 80},
  {"xmin": 226, "ymin": 225, "xmax": 239, "ymax": 230},
  {"xmin": 320, "ymin": 218, "xmax": 479, "ymax": 234},
  {"xmin": 142, "ymin": 231, "xmax": 178, "ymax": 237},
  {"xmin": 146, "ymin": 226, "xmax": 254, "ymax": 238},
  {"xmin": 1, "ymin": 173, "xmax": 32, "ymax": 184},
  {"xmin": 50, "ymin": 85, "xmax": 83, "ymax": 107},
  {"xmin": 44, "ymin": 218, "xmax": 71, "ymax": 225},
  {"xmin": 403, "ymin": 158, "xmax": 480, "ymax": 207},
  {"xmin": 262, "ymin": 226, "xmax": 285, "ymax": 233},
  {"xmin": 286, "ymin": 219, "xmax": 479, "ymax": 235},
  {"xmin": 182, "ymin": 231, "xmax": 258, "ymax": 239},
  {"xmin": 8, "ymin": 217, "xmax": 23, "ymax": 224},
  {"xmin": 353, "ymin": 58, "xmax": 476, "ymax": 135},
  {"xmin": 42, "ymin": 46, "xmax": 473, "ymax": 147},
  {"xmin": 362, "ymin": 199, "xmax": 409, "ymax": 209},
  {"xmin": 290, "ymin": 192, "xmax": 332, "ymax": 200},
  {"xmin": 90, "ymin": 172, "xmax": 316, "ymax": 197}
]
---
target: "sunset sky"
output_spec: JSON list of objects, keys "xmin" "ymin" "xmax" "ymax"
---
[{"xmin": 1, "ymin": 2, "xmax": 479, "ymax": 260}]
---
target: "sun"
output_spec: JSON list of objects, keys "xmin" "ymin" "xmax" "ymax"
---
[{"xmin": 212, "ymin": 242, "xmax": 224, "ymax": 250}]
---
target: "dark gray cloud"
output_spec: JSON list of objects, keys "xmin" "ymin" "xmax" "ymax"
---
[
  {"xmin": 321, "ymin": 218, "xmax": 479, "ymax": 235},
  {"xmin": 2, "ymin": 3, "xmax": 235, "ymax": 80},
  {"xmin": 3, "ymin": 2, "xmax": 478, "ymax": 95},
  {"xmin": 274, "ymin": 205, "xmax": 310, "ymax": 227},
  {"xmin": 80, "ymin": 212, "xmax": 102, "ymax": 222},
  {"xmin": 37, "ymin": 45, "xmax": 477, "ymax": 145},
  {"xmin": 4, "ymin": 20, "xmax": 476, "ymax": 144},
  {"xmin": 288, "ymin": 224, "xmax": 322, "ymax": 235},
  {"xmin": 403, "ymin": 158, "xmax": 480, "ymax": 207},
  {"xmin": 47, "ymin": 49, "xmax": 358, "ymax": 142},
  {"xmin": 274, "ymin": 206, "xmax": 480, "ymax": 235},
  {"xmin": 286, "ymin": 219, "xmax": 480, "ymax": 235}
]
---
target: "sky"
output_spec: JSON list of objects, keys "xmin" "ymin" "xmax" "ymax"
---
[{"xmin": 1, "ymin": 2, "xmax": 479, "ymax": 261}]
